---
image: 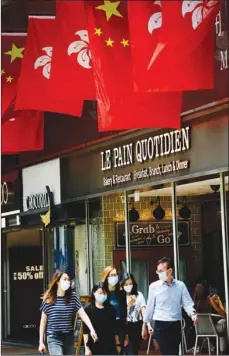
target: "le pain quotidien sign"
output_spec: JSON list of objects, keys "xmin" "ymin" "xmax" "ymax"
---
[
  {"xmin": 115, "ymin": 221, "xmax": 190, "ymax": 248},
  {"xmin": 101, "ymin": 127, "xmax": 191, "ymax": 188}
]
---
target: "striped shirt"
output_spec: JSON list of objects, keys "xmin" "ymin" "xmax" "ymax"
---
[{"xmin": 40, "ymin": 293, "xmax": 82, "ymax": 334}]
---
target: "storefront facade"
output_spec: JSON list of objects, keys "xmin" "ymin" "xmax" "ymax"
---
[
  {"xmin": 1, "ymin": 171, "xmax": 22, "ymax": 342},
  {"xmin": 59, "ymin": 106, "xmax": 229, "ymax": 340},
  {"xmin": 1, "ymin": 159, "xmax": 62, "ymax": 344}
]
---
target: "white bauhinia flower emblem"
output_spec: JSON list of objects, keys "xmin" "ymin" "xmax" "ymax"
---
[
  {"xmin": 182, "ymin": 0, "xmax": 218, "ymax": 30},
  {"xmin": 148, "ymin": 0, "xmax": 162, "ymax": 34},
  {"xmin": 34, "ymin": 47, "xmax": 52, "ymax": 79},
  {"xmin": 68, "ymin": 30, "xmax": 92, "ymax": 69}
]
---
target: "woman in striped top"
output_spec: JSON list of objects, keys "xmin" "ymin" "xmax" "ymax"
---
[{"xmin": 38, "ymin": 271, "xmax": 97, "ymax": 355}]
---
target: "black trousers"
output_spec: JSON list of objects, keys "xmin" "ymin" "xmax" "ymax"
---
[
  {"xmin": 154, "ymin": 320, "xmax": 182, "ymax": 355},
  {"xmin": 127, "ymin": 321, "xmax": 143, "ymax": 355}
]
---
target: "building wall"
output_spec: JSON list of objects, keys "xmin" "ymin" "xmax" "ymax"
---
[{"xmin": 91, "ymin": 193, "xmax": 202, "ymax": 282}]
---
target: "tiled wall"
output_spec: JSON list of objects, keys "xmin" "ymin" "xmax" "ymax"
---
[{"xmin": 92, "ymin": 193, "xmax": 202, "ymax": 282}]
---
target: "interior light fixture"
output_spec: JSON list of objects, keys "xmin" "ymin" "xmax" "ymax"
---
[
  {"xmin": 179, "ymin": 196, "xmax": 191, "ymax": 220},
  {"xmin": 150, "ymin": 196, "xmax": 165, "ymax": 220},
  {"xmin": 210, "ymin": 185, "xmax": 220, "ymax": 193},
  {"xmin": 129, "ymin": 197, "xmax": 140, "ymax": 222}
]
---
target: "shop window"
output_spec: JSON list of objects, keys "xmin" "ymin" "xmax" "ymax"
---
[
  {"xmin": 74, "ymin": 224, "xmax": 88, "ymax": 296},
  {"xmin": 89, "ymin": 194, "xmax": 125, "ymax": 284},
  {"xmin": 179, "ymin": 259, "xmax": 188, "ymax": 285},
  {"xmin": 176, "ymin": 173, "xmax": 227, "ymax": 298}
]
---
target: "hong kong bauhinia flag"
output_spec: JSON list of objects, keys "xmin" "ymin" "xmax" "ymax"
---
[
  {"xmin": 85, "ymin": 1, "xmax": 182, "ymax": 131},
  {"xmin": 15, "ymin": 17, "xmax": 83, "ymax": 117},
  {"xmin": 127, "ymin": 0, "xmax": 220, "ymax": 92},
  {"xmin": 50, "ymin": 1, "xmax": 96, "ymax": 103}
]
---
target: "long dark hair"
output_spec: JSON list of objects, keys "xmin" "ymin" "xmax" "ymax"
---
[
  {"xmin": 42, "ymin": 270, "xmax": 73, "ymax": 305},
  {"xmin": 90, "ymin": 282, "xmax": 107, "ymax": 306},
  {"xmin": 120, "ymin": 273, "xmax": 138, "ymax": 296}
]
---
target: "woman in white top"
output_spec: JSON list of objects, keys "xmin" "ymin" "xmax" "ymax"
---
[{"xmin": 121, "ymin": 273, "xmax": 146, "ymax": 355}]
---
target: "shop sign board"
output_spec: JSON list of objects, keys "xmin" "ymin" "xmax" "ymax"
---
[
  {"xmin": 22, "ymin": 158, "xmax": 60, "ymax": 212},
  {"xmin": 60, "ymin": 115, "xmax": 228, "ymax": 201},
  {"xmin": 115, "ymin": 221, "xmax": 190, "ymax": 248},
  {"xmin": 25, "ymin": 186, "xmax": 51, "ymax": 211},
  {"xmin": 1, "ymin": 182, "xmax": 9, "ymax": 205},
  {"xmin": 101, "ymin": 127, "xmax": 191, "ymax": 188},
  {"xmin": 1, "ymin": 171, "xmax": 22, "ymax": 214}
]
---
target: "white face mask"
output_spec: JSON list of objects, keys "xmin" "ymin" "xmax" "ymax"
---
[
  {"xmin": 124, "ymin": 284, "xmax": 133, "ymax": 293},
  {"xmin": 60, "ymin": 280, "xmax": 71, "ymax": 291},
  {"xmin": 108, "ymin": 276, "xmax": 119, "ymax": 286},
  {"xmin": 158, "ymin": 271, "xmax": 167, "ymax": 282}
]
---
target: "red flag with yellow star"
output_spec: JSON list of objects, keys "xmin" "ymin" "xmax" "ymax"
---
[
  {"xmin": 15, "ymin": 17, "xmax": 83, "ymax": 117},
  {"xmin": 2, "ymin": 109, "xmax": 44, "ymax": 153},
  {"xmin": 1, "ymin": 33, "xmax": 44, "ymax": 152},
  {"xmin": 85, "ymin": 1, "xmax": 182, "ymax": 131},
  {"xmin": 1, "ymin": 33, "xmax": 25, "ymax": 117},
  {"xmin": 50, "ymin": 1, "xmax": 96, "ymax": 107}
]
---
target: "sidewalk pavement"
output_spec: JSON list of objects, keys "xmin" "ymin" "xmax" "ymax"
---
[{"xmin": 1, "ymin": 345, "xmax": 39, "ymax": 355}]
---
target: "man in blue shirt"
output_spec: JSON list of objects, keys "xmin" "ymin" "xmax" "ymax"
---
[{"xmin": 142, "ymin": 257, "xmax": 198, "ymax": 355}]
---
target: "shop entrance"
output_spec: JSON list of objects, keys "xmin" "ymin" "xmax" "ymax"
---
[
  {"xmin": 2, "ymin": 228, "xmax": 44, "ymax": 344},
  {"xmin": 9, "ymin": 246, "xmax": 43, "ymax": 341},
  {"xmin": 113, "ymin": 248, "xmax": 194, "ymax": 300}
]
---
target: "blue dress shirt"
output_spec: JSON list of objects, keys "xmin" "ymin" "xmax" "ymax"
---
[{"xmin": 144, "ymin": 279, "xmax": 195, "ymax": 323}]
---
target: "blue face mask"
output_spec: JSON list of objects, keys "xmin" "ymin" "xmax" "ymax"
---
[{"xmin": 95, "ymin": 293, "xmax": 107, "ymax": 304}]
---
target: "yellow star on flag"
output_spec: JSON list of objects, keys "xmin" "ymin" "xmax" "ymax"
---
[
  {"xmin": 1, "ymin": 69, "xmax": 5, "ymax": 75},
  {"xmin": 95, "ymin": 28, "xmax": 103, "ymax": 36},
  {"xmin": 5, "ymin": 43, "xmax": 24, "ymax": 63},
  {"xmin": 121, "ymin": 39, "xmax": 129, "ymax": 47},
  {"xmin": 6, "ymin": 76, "xmax": 14, "ymax": 83},
  {"xmin": 105, "ymin": 38, "xmax": 115, "ymax": 47},
  {"xmin": 96, "ymin": 1, "xmax": 123, "ymax": 21}
]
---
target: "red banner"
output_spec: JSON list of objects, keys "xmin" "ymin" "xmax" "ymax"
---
[
  {"xmin": 86, "ymin": 0, "xmax": 182, "ymax": 131},
  {"xmin": 15, "ymin": 17, "xmax": 83, "ymax": 117}
]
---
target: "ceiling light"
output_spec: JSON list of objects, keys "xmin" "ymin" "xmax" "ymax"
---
[
  {"xmin": 129, "ymin": 197, "xmax": 140, "ymax": 222},
  {"xmin": 179, "ymin": 196, "xmax": 191, "ymax": 220},
  {"xmin": 210, "ymin": 185, "xmax": 220, "ymax": 193},
  {"xmin": 151, "ymin": 196, "xmax": 165, "ymax": 220}
]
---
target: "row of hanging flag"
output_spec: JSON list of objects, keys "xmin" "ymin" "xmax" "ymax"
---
[{"xmin": 1, "ymin": 0, "xmax": 220, "ymax": 153}]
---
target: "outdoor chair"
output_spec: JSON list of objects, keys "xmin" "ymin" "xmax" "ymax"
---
[{"xmin": 193, "ymin": 313, "xmax": 219, "ymax": 355}]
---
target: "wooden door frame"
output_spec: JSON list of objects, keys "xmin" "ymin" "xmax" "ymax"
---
[{"xmin": 113, "ymin": 246, "xmax": 195, "ymax": 290}]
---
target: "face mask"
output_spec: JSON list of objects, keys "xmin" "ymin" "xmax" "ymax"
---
[
  {"xmin": 158, "ymin": 271, "xmax": 167, "ymax": 282},
  {"xmin": 60, "ymin": 280, "xmax": 71, "ymax": 291},
  {"xmin": 108, "ymin": 276, "xmax": 119, "ymax": 286},
  {"xmin": 95, "ymin": 293, "xmax": 107, "ymax": 304},
  {"xmin": 124, "ymin": 284, "xmax": 133, "ymax": 293}
]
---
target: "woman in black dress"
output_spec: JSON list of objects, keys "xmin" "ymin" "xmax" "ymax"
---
[
  {"xmin": 83, "ymin": 282, "xmax": 118, "ymax": 355},
  {"xmin": 101, "ymin": 266, "xmax": 128, "ymax": 354}
]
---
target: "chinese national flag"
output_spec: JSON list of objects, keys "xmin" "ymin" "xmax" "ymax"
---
[
  {"xmin": 1, "ymin": 34, "xmax": 26, "ymax": 117},
  {"xmin": 127, "ymin": 0, "xmax": 220, "ymax": 92},
  {"xmin": 2, "ymin": 109, "xmax": 44, "ymax": 153},
  {"xmin": 50, "ymin": 1, "xmax": 96, "ymax": 104},
  {"xmin": 85, "ymin": 1, "xmax": 182, "ymax": 131},
  {"xmin": 15, "ymin": 17, "xmax": 83, "ymax": 117}
]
